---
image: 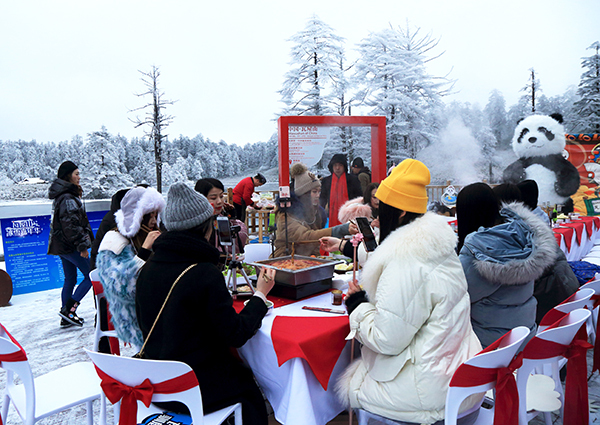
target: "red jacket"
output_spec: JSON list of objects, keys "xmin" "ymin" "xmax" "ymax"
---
[{"xmin": 233, "ymin": 177, "xmax": 255, "ymax": 207}]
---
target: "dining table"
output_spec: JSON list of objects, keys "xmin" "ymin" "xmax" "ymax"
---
[
  {"xmin": 552, "ymin": 216, "xmax": 600, "ymax": 261},
  {"xmin": 233, "ymin": 287, "xmax": 353, "ymax": 425}
]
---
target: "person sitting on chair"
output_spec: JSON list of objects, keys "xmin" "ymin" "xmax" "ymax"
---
[
  {"xmin": 96, "ymin": 186, "xmax": 164, "ymax": 348},
  {"xmin": 136, "ymin": 183, "xmax": 275, "ymax": 425}
]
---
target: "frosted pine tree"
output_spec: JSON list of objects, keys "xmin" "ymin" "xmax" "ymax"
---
[
  {"xmin": 279, "ymin": 15, "xmax": 346, "ymax": 116},
  {"xmin": 83, "ymin": 127, "xmax": 133, "ymax": 198},
  {"xmin": 484, "ymin": 90, "xmax": 510, "ymax": 149},
  {"xmin": 353, "ymin": 24, "xmax": 448, "ymax": 161},
  {"xmin": 572, "ymin": 42, "xmax": 600, "ymax": 133}
]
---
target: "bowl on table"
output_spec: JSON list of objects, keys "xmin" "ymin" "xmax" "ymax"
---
[{"xmin": 245, "ymin": 298, "xmax": 274, "ymax": 314}]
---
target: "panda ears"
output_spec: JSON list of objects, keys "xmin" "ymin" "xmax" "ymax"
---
[
  {"xmin": 550, "ymin": 113, "xmax": 564, "ymax": 124},
  {"xmin": 517, "ymin": 113, "xmax": 564, "ymax": 126}
]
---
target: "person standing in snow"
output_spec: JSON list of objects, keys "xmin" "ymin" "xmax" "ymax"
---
[
  {"xmin": 320, "ymin": 154, "xmax": 362, "ymax": 227},
  {"xmin": 232, "ymin": 173, "xmax": 266, "ymax": 222},
  {"xmin": 48, "ymin": 161, "xmax": 95, "ymax": 328},
  {"xmin": 95, "ymin": 186, "xmax": 164, "ymax": 348}
]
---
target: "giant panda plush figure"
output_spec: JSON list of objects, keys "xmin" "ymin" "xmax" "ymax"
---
[{"xmin": 502, "ymin": 113, "xmax": 580, "ymax": 208}]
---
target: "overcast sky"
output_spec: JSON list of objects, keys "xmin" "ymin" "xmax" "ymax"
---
[{"xmin": 0, "ymin": 0, "xmax": 597, "ymax": 147}]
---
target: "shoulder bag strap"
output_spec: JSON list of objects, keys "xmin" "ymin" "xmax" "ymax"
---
[{"xmin": 136, "ymin": 263, "xmax": 197, "ymax": 358}]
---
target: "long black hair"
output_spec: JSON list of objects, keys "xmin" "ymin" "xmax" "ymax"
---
[
  {"xmin": 194, "ymin": 178, "xmax": 224, "ymax": 196},
  {"xmin": 378, "ymin": 201, "xmax": 423, "ymax": 244},
  {"xmin": 456, "ymin": 183, "xmax": 501, "ymax": 252}
]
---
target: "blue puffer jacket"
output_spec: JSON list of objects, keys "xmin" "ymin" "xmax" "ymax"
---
[
  {"xmin": 459, "ymin": 202, "xmax": 558, "ymax": 347},
  {"xmin": 96, "ymin": 231, "xmax": 145, "ymax": 347}
]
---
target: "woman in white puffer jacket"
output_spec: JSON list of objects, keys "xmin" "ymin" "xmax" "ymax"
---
[{"xmin": 322, "ymin": 159, "xmax": 482, "ymax": 424}]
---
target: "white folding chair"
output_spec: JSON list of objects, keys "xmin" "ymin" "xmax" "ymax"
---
[
  {"xmin": 86, "ymin": 349, "xmax": 242, "ymax": 425},
  {"xmin": 517, "ymin": 308, "xmax": 591, "ymax": 425},
  {"xmin": 90, "ymin": 269, "xmax": 120, "ymax": 354},
  {"xmin": 537, "ymin": 287, "xmax": 594, "ymax": 333},
  {"xmin": 445, "ymin": 326, "xmax": 531, "ymax": 425},
  {"xmin": 579, "ymin": 279, "xmax": 600, "ymax": 344},
  {"xmin": 0, "ymin": 323, "xmax": 102, "ymax": 425}
]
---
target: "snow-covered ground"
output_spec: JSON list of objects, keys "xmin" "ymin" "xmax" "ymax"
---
[{"xmin": 0, "ymin": 286, "xmax": 134, "ymax": 424}]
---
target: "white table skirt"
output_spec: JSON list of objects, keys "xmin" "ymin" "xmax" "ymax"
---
[{"xmin": 238, "ymin": 292, "xmax": 352, "ymax": 425}]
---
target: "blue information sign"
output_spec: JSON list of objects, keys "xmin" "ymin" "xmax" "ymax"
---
[{"xmin": 1, "ymin": 210, "xmax": 107, "ymax": 295}]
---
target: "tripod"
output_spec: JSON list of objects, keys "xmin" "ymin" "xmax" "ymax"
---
[{"xmin": 224, "ymin": 229, "xmax": 256, "ymax": 300}]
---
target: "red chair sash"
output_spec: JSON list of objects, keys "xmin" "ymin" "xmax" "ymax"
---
[
  {"xmin": 591, "ymin": 294, "xmax": 600, "ymax": 373},
  {"xmin": 539, "ymin": 292, "xmax": 583, "ymax": 328},
  {"xmin": 94, "ymin": 366, "xmax": 199, "ymax": 425},
  {"xmin": 523, "ymin": 325, "xmax": 592, "ymax": 425},
  {"xmin": 450, "ymin": 334, "xmax": 523, "ymax": 425},
  {"xmin": 0, "ymin": 323, "xmax": 27, "ymax": 362}
]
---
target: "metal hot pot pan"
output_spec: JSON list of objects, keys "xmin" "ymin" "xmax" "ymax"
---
[{"xmin": 246, "ymin": 255, "xmax": 343, "ymax": 286}]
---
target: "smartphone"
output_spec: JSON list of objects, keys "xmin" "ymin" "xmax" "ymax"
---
[
  {"xmin": 356, "ymin": 217, "xmax": 378, "ymax": 252},
  {"xmin": 216, "ymin": 216, "xmax": 233, "ymax": 246}
]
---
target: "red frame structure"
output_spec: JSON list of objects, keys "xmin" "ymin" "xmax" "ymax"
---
[{"xmin": 277, "ymin": 116, "xmax": 387, "ymax": 187}]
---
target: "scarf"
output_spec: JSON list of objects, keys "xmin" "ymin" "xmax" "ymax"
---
[{"xmin": 329, "ymin": 173, "xmax": 348, "ymax": 227}]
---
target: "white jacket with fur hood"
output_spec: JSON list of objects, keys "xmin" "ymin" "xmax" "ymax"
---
[{"xmin": 337, "ymin": 212, "xmax": 481, "ymax": 424}]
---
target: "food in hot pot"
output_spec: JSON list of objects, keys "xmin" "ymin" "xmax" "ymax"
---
[{"xmin": 267, "ymin": 258, "xmax": 323, "ymax": 271}]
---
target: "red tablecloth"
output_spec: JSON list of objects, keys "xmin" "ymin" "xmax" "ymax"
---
[
  {"xmin": 232, "ymin": 295, "xmax": 299, "ymax": 313},
  {"xmin": 559, "ymin": 222, "xmax": 584, "ymax": 244},
  {"xmin": 553, "ymin": 227, "xmax": 574, "ymax": 251},
  {"xmin": 574, "ymin": 216, "xmax": 600, "ymax": 237},
  {"xmin": 271, "ymin": 316, "xmax": 349, "ymax": 391}
]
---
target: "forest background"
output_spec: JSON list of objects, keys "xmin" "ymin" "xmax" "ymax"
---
[{"xmin": 1, "ymin": 16, "xmax": 598, "ymax": 201}]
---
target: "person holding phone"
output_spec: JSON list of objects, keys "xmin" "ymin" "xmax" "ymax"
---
[
  {"xmin": 136, "ymin": 183, "xmax": 275, "ymax": 425},
  {"xmin": 96, "ymin": 186, "xmax": 164, "ymax": 348},
  {"xmin": 331, "ymin": 159, "xmax": 481, "ymax": 424}
]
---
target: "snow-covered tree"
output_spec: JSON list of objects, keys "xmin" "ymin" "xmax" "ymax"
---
[
  {"xmin": 353, "ymin": 23, "xmax": 449, "ymax": 161},
  {"xmin": 484, "ymin": 90, "xmax": 510, "ymax": 150},
  {"xmin": 130, "ymin": 66, "xmax": 176, "ymax": 193},
  {"xmin": 83, "ymin": 127, "xmax": 133, "ymax": 198},
  {"xmin": 520, "ymin": 68, "xmax": 542, "ymax": 114},
  {"xmin": 572, "ymin": 41, "xmax": 600, "ymax": 133},
  {"xmin": 279, "ymin": 15, "xmax": 346, "ymax": 116}
]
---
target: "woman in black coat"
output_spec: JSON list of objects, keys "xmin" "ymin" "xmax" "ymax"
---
[
  {"xmin": 48, "ymin": 160, "xmax": 94, "ymax": 328},
  {"xmin": 136, "ymin": 183, "xmax": 275, "ymax": 425}
]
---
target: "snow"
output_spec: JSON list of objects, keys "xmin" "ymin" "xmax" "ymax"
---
[{"xmin": 0, "ymin": 286, "xmax": 135, "ymax": 424}]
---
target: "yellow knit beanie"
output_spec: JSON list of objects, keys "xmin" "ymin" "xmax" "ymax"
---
[{"xmin": 376, "ymin": 159, "xmax": 430, "ymax": 213}]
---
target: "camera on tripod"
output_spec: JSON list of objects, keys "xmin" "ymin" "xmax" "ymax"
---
[{"xmin": 216, "ymin": 216, "xmax": 256, "ymax": 298}]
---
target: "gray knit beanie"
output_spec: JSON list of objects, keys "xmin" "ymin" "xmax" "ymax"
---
[{"xmin": 164, "ymin": 183, "xmax": 214, "ymax": 231}]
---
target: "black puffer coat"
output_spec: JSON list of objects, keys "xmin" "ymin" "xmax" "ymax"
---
[
  {"xmin": 48, "ymin": 179, "xmax": 94, "ymax": 255},
  {"xmin": 135, "ymin": 230, "xmax": 267, "ymax": 409}
]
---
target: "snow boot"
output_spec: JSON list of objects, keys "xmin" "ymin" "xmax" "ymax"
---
[
  {"xmin": 60, "ymin": 318, "xmax": 74, "ymax": 328},
  {"xmin": 59, "ymin": 299, "xmax": 84, "ymax": 327}
]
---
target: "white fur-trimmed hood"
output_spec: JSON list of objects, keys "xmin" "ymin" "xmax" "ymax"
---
[
  {"xmin": 464, "ymin": 201, "xmax": 558, "ymax": 285},
  {"xmin": 114, "ymin": 187, "xmax": 165, "ymax": 238},
  {"xmin": 360, "ymin": 212, "xmax": 457, "ymax": 303}
]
